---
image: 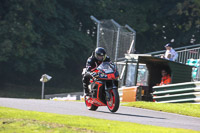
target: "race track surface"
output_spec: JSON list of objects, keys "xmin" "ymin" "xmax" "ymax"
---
[{"xmin": 0, "ymin": 98, "xmax": 200, "ymax": 131}]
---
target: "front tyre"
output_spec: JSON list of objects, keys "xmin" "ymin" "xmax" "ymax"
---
[
  {"xmin": 107, "ymin": 89, "xmax": 120, "ymax": 112},
  {"xmin": 84, "ymin": 96, "xmax": 98, "ymax": 111}
]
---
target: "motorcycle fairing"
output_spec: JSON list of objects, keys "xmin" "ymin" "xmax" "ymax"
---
[{"xmin": 89, "ymin": 81, "xmax": 107, "ymax": 106}]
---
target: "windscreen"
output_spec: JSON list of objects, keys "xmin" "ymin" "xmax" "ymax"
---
[{"xmin": 97, "ymin": 62, "xmax": 115, "ymax": 74}]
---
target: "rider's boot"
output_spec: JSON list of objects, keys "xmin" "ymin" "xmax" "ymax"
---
[{"xmin": 83, "ymin": 83, "xmax": 90, "ymax": 96}]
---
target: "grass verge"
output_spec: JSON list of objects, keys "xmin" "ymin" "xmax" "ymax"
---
[
  {"xmin": 0, "ymin": 107, "xmax": 200, "ymax": 133},
  {"xmin": 122, "ymin": 101, "xmax": 200, "ymax": 118}
]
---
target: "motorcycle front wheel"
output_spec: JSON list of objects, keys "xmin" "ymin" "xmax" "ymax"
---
[
  {"xmin": 84, "ymin": 96, "xmax": 98, "ymax": 111},
  {"xmin": 106, "ymin": 89, "xmax": 120, "ymax": 112}
]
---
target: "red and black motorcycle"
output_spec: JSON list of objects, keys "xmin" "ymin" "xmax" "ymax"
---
[{"xmin": 84, "ymin": 62, "xmax": 120, "ymax": 112}]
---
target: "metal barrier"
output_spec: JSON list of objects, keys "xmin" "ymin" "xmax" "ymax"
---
[
  {"xmin": 153, "ymin": 47, "xmax": 200, "ymax": 64},
  {"xmin": 147, "ymin": 44, "xmax": 200, "ymax": 64},
  {"xmin": 153, "ymin": 81, "xmax": 200, "ymax": 103}
]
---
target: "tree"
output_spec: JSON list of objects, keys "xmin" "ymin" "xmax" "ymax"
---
[{"xmin": 0, "ymin": 0, "xmax": 200, "ymax": 96}]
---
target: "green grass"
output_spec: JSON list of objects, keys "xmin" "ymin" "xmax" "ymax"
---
[
  {"xmin": 0, "ymin": 107, "xmax": 200, "ymax": 133},
  {"xmin": 123, "ymin": 101, "xmax": 200, "ymax": 118}
]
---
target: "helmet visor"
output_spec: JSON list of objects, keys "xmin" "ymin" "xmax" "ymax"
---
[{"xmin": 96, "ymin": 55, "xmax": 104, "ymax": 61}]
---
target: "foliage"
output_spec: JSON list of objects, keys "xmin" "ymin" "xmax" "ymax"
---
[{"xmin": 0, "ymin": 0, "xmax": 200, "ymax": 95}]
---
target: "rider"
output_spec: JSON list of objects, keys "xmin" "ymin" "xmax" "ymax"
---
[{"xmin": 82, "ymin": 47, "xmax": 110, "ymax": 96}]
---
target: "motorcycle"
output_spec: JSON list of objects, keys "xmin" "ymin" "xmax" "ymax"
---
[{"xmin": 84, "ymin": 62, "xmax": 120, "ymax": 112}]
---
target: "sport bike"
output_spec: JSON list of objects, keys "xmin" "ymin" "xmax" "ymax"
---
[{"xmin": 84, "ymin": 62, "xmax": 120, "ymax": 112}]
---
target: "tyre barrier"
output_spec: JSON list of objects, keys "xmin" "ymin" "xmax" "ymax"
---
[
  {"xmin": 153, "ymin": 81, "xmax": 200, "ymax": 103},
  {"xmin": 45, "ymin": 92, "xmax": 84, "ymax": 101},
  {"xmin": 49, "ymin": 95, "xmax": 84, "ymax": 101}
]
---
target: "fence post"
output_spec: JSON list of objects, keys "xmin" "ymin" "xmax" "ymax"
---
[
  {"xmin": 125, "ymin": 24, "xmax": 136, "ymax": 53},
  {"xmin": 115, "ymin": 27, "xmax": 120, "ymax": 62},
  {"xmin": 41, "ymin": 82, "xmax": 45, "ymax": 99},
  {"xmin": 111, "ymin": 19, "xmax": 121, "ymax": 62},
  {"xmin": 90, "ymin": 15, "xmax": 101, "ymax": 48}
]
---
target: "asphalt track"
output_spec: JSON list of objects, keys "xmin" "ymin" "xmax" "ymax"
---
[{"xmin": 0, "ymin": 98, "xmax": 200, "ymax": 131}]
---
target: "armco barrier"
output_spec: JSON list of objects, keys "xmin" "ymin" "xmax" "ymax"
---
[
  {"xmin": 119, "ymin": 86, "xmax": 142, "ymax": 102},
  {"xmin": 153, "ymin": 81, "xmax": 200, "ymax": 103}
]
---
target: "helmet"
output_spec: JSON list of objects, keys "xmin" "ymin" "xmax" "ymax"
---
[{"xmin": 95, "ymin": 47, "xmax": 106, "ymax": 61}]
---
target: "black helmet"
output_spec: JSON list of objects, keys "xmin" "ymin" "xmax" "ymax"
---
[{"xmin": 95, "ymin": 47, "xmax": 106, "ymax": 61}]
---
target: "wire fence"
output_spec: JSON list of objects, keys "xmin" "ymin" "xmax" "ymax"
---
[{"xmin": 91, "ymin": 16, "xmax": 136, "ymax": 62}]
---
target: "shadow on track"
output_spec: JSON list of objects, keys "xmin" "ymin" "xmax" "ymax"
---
[{"xmin": 97, "ymin": 110, "xmax": 166, "ymax": 120}]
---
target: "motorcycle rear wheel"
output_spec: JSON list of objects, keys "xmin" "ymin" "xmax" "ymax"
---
[
  {"xmin": 107, "ymin": 89, "xmax": 120, "ymax": 112},
  {"xmin": 84, "ymin": 96, "xmax": 98, "ymax": 111}
]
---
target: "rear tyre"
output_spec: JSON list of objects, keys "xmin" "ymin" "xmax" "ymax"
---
[
  {"xmin": 84, "ymin": 96, "xmax": 98, "ymax": 111},
  {"xmin": 107, "ymin": 89, "xmax": 120, "ymax": 112}
]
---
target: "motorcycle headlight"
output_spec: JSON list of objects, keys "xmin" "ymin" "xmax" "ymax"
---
[
  {"xmin": 100, "ymin": 73, "xmax": 107, "ymax": 78},
  {"xmin": 99, "ymin": 73, "xmax": 103, "ymax": 77}
]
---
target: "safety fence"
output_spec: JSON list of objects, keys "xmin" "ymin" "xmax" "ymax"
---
[
  {"xmin": 91, "ymin": 16, "xmax": 136, "ymax": 62},
  {"xmin": 148, "ymin": 44, "xmax": 200, "ymax": 64},
  {"xmin": 153, "ymin": 45, "xmax": 200, "ymax": 64},
  {"xmin": 153, "ymin": 81, "xmax": 200, "ymax": 103}
]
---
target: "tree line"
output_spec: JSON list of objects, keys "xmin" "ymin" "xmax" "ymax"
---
[{"xmin": 0, "ymin": 0, "xmax": 200, "ymax": 97}]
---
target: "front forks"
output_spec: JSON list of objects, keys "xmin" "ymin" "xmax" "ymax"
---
[{"xmin": 105, "ymin": 81, "xmax": 117, "ymax": 101}]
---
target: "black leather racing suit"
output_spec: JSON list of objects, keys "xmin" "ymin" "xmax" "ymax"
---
[{"xmin": 82, "ymin": 52, "xmax": 110, "ymax": 94}]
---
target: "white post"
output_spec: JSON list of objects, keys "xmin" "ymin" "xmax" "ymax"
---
[
  {"xmin": 41, "ymin": 82, "xmax": 45, "ymax": 99},
  {"xmin": 128, "ymin": 39, "xmax": 135, "ymax": 54},
  {"xmin": 40, "ymin": 74, "xmax": 52, "ymax": 99}
]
